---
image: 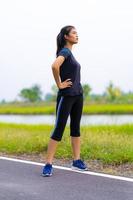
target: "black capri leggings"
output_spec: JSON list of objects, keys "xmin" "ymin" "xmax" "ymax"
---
[{"xmin": 50, "ymin": 94, "xmax": 83, "ymax": 141}]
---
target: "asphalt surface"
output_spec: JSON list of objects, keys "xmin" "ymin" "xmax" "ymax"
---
[{"xmin": 0, "ymin": 158, "xmax": 133, "ymax": 200}]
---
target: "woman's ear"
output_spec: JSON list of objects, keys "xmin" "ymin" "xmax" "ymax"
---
[{"xmin": 64, "ymin": 34, "xmax": 68, "ymax": 40}]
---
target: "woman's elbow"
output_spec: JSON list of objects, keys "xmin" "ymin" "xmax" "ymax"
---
[
  {"xmin": 51, "ymin": 64, "xmax": 59, "ymax": 71},
  {"xmin": 51, "ymin": 63, "xmax": 57, "ymax": 69}
]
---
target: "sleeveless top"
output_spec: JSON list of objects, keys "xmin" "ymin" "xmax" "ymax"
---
[{"xmin": 57, "ymin": 47, "xmax": 83, "ymax": 96}]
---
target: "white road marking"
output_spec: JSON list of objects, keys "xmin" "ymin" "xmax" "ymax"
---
[{"xmin": 0, "ymin": 156, "xmax": 133, "ymax": 183}]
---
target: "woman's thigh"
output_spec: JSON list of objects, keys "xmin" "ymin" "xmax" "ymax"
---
[
  {"xmin": 70, "ymin": 95, "xmax": 84, "ymax": 137},
  {"xmin": 50, "ymin": 95, "xmax": 75, "ymax": 141}
]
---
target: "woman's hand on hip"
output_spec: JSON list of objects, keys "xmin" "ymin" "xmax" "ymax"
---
[{"xmin": 58, "ymin": 78, "xmax": 73, "ymax": 89}]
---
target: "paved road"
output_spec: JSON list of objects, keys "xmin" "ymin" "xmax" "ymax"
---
[{"xmin": 0, "ymin": 157, "xmax": 133, "ymax": 200}]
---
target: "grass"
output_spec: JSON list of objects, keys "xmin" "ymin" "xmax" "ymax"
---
[
  {"xmin": 0, "ymin": 103, "xmax": 133, "ymax": 114},
  {"xmin": 0, "ymin": 122, "xmax": 133, "ymax": 165}
]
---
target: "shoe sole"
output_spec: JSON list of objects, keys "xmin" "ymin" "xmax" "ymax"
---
[
  {"xmin": 41, "ymin": 169, "xmax": 53, "ymax": 177},
  {"xmin": 41, "ymin": 173, "xmax": 53, "ymax": 177},
  {"xmin": 71, "ymin": 166, "xmax": 89, "ymax": 171}
]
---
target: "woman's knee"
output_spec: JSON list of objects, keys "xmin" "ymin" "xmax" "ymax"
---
[
  {"xmin": 70, "ymin": 129, "xmax": 80, "ymax": 137},
  {"xmin": 50, "ymin": 127, "xmax": 64, "ymax": 141},
  {"xmin": 50, "ymin": 135, "xmax": 62, "ymax": 141}
]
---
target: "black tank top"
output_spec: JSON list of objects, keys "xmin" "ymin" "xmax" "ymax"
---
[{"xmin": 57, "ymin": 47, "xmax": 83, "ymax": 96}]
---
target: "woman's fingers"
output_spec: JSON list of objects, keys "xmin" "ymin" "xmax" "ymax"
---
[
  {"xmin": 65, "ymin": 80, "xmax": 72, "ymax": 87},
  {"xmin": 66, "ymin": 78, "xmax": 71, "ymax": 81},
  {"xmin": 60, "ymin": 78, "xmax": 72, "ymax": 89},
  {"xmin": 66, "ymin": 78, "xmax": 72, "ymax": 84}
]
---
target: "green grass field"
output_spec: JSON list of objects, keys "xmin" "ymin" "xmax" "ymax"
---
[
  {"xmin": 0, "ymin": 103, "xmax": 133, "ymax": 114},
  {"xmin": 0, "ymin": 122, "xmax": 133, "ymax": 165}
]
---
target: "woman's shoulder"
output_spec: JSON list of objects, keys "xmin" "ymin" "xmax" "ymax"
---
[{"xmin": 57, "ymin": 47, "xmax": 72, "ymax": 59}]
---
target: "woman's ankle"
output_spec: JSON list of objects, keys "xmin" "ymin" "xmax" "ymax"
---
[{"xmin": 46, "ymin": 161, "xmax": 52, "ymax": 165}]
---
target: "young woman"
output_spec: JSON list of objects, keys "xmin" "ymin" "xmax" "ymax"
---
[{"xmin": 42, "ymin": 25, "xmax": 88, "ymax": 177}]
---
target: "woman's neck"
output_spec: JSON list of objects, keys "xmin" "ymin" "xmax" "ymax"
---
[{"xmin": 64, "ymin": 44, "xmax": 73, "ymax": 51}]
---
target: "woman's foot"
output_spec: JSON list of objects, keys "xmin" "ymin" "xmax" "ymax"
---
[
  {"xmin": 71, "ymin": 159, "xmax": 89, "ymax": 171},
  {"xmin": 41, "ymin": 163, "xmax": 53, "ymax": 177}
]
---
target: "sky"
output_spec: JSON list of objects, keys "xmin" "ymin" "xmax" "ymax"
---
[{"xmin": 0, "ymin": 0, "xmax": 133, "ymax": 101}]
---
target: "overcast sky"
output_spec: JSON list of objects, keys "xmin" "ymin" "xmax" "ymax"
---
[{"xmin": 0, "ymin": 0, "xmax": 133, "ymax": 101}]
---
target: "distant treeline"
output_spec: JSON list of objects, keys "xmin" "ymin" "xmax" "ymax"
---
[{"xmin": 1, "ymin": 81, "xmax": 133, "ymax": 104}]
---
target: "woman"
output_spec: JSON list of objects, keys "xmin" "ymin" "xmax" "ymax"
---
[{"xmin": 42, "ymin": 25, "xmax": 88, "ymax": 177}]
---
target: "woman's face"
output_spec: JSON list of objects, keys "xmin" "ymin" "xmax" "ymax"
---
[{"xmin": 65, "ymin": 28, "xmax": 78, "ymax": 44}]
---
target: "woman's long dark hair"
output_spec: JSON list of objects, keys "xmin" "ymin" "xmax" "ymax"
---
[{"xmin": 56, "ymin": 25, "xmax": 75, "ymax": 57}]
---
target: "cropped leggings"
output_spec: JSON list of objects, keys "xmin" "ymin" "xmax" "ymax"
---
[{"xmin": 50, "ymin": 94, "xmax": 83, "ymax": 141}]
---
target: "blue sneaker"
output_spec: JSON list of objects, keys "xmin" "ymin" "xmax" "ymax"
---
[
  {"xmin": 41, "ymin": 163, "xmax": 53, "ymax": 177},
  {"xmin": 71, "ymin": 159, "xmax": 89, "ymax": 171}
]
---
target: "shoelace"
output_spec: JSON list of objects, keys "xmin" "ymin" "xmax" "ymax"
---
[
  {"xmin": 44, "ymin": 164, "xmax": 52, "ymax": 172},
  {"xmin": 78, "ymin": 159, "xmax": 84, "ymax": 165},
  {"xmin": 76, "ymin": 159, "xmax": 87, "ymax": 167}
]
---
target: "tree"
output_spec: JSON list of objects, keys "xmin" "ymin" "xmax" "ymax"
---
[
  {"xmin": 51, "ymin": 84, "xmax": 58, "ymax": 101},
  {"xmin": 82, "ymin": 84, "xmax": 92, "ymax": 100},
  {"xmin": 0, "ymin": 99, "xmax": 6, "ymax": 104},
  {"xmin": 19, "ymin": 84, "xmax": 43, "ymax": 102},
  {"xmin": 105, "ymin": 81, "xmax": 122, "ymax": 101}
]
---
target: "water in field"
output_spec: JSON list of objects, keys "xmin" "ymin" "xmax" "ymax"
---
[{"xmin": 0, "ymin": 114, "xmax": 133, "ymax": 125}]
